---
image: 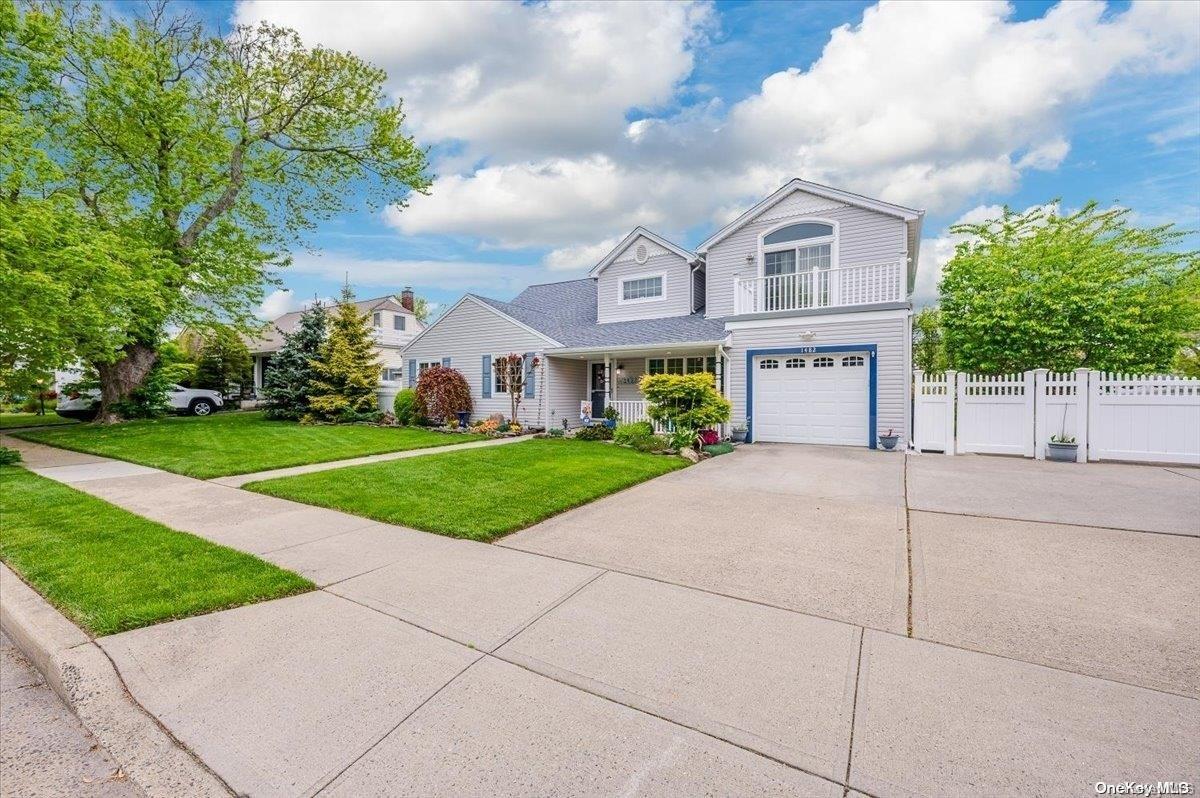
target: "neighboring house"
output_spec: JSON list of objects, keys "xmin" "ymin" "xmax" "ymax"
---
[
  {"xmin": 245, "ymin": 288, "xmax": 424, "ymax": 395},
  {"xmin": 402, "ymin": 179, "xmax": 923, "ymax": 448}
]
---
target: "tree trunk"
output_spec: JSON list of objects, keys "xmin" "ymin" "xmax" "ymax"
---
[{"xmin": 95, "ymin": 343, "xmax": 158, "ymax": 423}]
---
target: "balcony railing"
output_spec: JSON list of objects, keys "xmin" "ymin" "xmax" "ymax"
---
[{"xmin": 733, "ymin": 260, "xmax": 904, "ymax": 315}]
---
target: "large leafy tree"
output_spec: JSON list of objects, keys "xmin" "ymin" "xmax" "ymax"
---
[
  {"xmin": 307, "ymin": 286, "xmax": 381, "ymax": 422},
  {"xmin": 911, "ymin": 307, "xmax": 947, "ymax": 373},
  {"xmin": 1, "ymin": 1, "xmax": 429, "ymax": 420},
  {"xmin": 940, "ymin": 203, "xmax": 1200, "ymax": 373},
  {"xmin": 260, "ymin": 301, "xmax": 327, "ymax": 420}
]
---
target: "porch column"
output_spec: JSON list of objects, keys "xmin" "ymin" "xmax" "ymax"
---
[
  {"xmin": 604, "ymin": 353, "xmax": 613, "ymax": 404},
  {"xmin": 715, "ymin": 345, "xmax": 727, "ymax": 435}
]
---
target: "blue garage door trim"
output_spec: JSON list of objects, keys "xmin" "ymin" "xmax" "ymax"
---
[{"xmin": 745, "ymin": 344, "xmax": 878, "ymax": 448}]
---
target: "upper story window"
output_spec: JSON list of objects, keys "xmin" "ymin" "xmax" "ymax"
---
[
  {"xmin": 619, "ymin": 273, "xmax": 665, "ymax": 304},
  {"xmin": 393, "ymin": 315, "xmax": 406, "ymax": 331},
  {"xmin": 372, "ymin": 311, "xmax": 382, "ymax": 328},
  {"xmin": 761, "ymin": 220, "xmax": 836, "ymax": 277}
]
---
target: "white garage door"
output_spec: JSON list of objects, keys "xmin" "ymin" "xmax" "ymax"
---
[{"xmin": 752, "ymin": 353, "xmax": 869, "ymax": 445}]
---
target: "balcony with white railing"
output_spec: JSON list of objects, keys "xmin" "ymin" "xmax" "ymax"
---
[{"xmin": 733, "ymin": 260, "xmax": 905, "ymax": 316}]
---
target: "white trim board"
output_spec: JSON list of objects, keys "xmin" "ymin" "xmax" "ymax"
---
[
  {"xmin": 401, "ymin": 294, "xmax": 561, "ymax": 355},
  {"xmin": 724, "ymin": 308, "xmax": 911, "ymax": 330},
  {"xmin": 698, "ymin": 178, "xmax": 923, "ymax": 253},
  {"xmin": 589, "ymin": 227, "xmax": 696, "ymax": 277}
]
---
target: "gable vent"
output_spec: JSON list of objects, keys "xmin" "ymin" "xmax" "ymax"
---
[{"xmin": 634, "ymin": 243, "xmax": 648, "ymax": 264}]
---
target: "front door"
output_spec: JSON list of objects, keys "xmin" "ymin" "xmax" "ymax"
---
[{"xmin": 590, "ymin": 362, "xmax": 607, "ymax": 418}]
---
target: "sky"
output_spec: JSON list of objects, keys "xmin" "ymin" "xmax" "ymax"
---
[{"xmin": 182, "ymin": 0, "xmax": 1199, "ymax": 318}]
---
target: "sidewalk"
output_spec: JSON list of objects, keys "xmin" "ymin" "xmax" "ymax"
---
[{"xmin": 3, "ymin": 436, "xmax": 1195, "ymax": 797}]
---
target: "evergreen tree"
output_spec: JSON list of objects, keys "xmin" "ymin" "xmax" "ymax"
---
[
  {"xmin": 194, "ymin": 325, "xmax": 253, "ymax": 394},
  {"xmin": 307, "ymin": 286, "xmax": 381, "ymax": 422},
  {"xmin": 261, "ymin": 301, "xmax": 327, "ymax": 420}
]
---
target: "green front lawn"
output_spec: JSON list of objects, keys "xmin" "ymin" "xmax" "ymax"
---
[
  {"xmin": 1, "ymin": 413, "xmax": 78, "ymax": 430},
  {"xmin": 11, "ymin": 411, "xmax": 484, "ymax": 479},
  {"xmin": 0, "ymin": 466, "xmax": 312, "ymax": 636},
  {"xmin": 245, "ymin": 438, "xmax": 687, "ymax": 541}
]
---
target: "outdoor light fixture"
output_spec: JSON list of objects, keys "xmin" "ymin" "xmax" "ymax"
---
[
  {"xmin": 616, "ymin": 363, "xmax": 624, "ymax": 377},
  {"xmin": 745, "ymin": 253, "xmax": 754, "ymax": 264}
]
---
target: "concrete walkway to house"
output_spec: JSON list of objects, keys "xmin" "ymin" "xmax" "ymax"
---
[
  {"xmin": 209, "ymin": 432, "xmax": 530, "ymax": 487},
  {"xmin": 4, "ymin": 434, "xmax": 1197, "ymax": 797}
]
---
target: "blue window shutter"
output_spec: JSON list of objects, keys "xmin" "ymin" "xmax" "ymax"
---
[
  {"xmin": 523, "ymin": 352, "xmax": 536, "ymax": 398},
  {"xmin": 442, "ymin": 356, "xmax": 451, "ymax": 367},
  {"xmin": 407, "ymin": 360, "xmax": 416, "ymax": 387},
  {"xmin": 481, "ymin": 354, "xmax": 492, "ymax": 398}
]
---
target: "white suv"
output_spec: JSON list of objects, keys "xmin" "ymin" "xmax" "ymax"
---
[{"xmin": 57, "ymin": 384, "xmax": 225, "ymax": 420}]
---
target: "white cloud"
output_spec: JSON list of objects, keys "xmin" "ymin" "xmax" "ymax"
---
[
  {"xmin": 256, "ymin": 289, "xmax": 298, "ymax": 319},
  {"xmin": 1148, "ymin": 120, "xmax": 1200, "ymax": 147},
  {"xmin": 237, "ymin": 0, "xmax": 1200, "ymax": 253},
  {"xmin": 542, "ymin": 236, "xmax": 623, "ymax": 271},
  {"xmin": 234, "ymin": 0, "xmax": 715, "ymax": 161},
  {"xmin": 285, "ymin": 251, "xmax": 550, "ymax": 295}
]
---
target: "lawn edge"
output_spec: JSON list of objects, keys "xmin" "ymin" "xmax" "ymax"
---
[
  {"xmin": 0, "ymin": 562, "xmax": 233, "ymax": 798},
  {"xmin": 243, "ymin": 441, "xmax": 690, "ymax": 542}
]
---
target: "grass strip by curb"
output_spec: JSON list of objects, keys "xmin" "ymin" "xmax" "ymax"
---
[{"xmin": 0, "ymin": 465, "xmax": 313, "ymax": 636}]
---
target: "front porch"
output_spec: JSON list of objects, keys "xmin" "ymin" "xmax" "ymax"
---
[{"xmin": 544, "ymin": 344, "xmax": 730, "ymax": 431}]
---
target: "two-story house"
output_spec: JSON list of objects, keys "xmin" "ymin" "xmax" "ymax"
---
[
  {"xmin": 401, "ymin": 179, "xmax": 923, "ymax": 448},
  {"xmin": 246, "ymin": 288, "xmax": 424, "ymax": 396}
]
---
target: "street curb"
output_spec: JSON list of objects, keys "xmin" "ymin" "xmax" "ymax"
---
[{"xmin": 0, "ymin": 563, "xmax": 231, "ymax": 798}]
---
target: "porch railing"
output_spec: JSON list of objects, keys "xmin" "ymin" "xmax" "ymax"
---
[
  {"xmin": 733, "ymin": 260, "xmax": 904, "ymax": 315},
  {"xmin": 586, "ymin": 399, "xmax": 666, "ymax": 432}
]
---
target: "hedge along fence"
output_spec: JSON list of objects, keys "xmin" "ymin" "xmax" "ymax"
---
[{"xmin": 913, "ymin": 369, "xmax": 1200, "ymax": 465}]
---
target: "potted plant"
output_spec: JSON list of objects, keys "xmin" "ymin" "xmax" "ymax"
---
[
  {"xmin": 456, "ymin": 410, "xmax": 470, "ymax": 427},
  {"xmin": 730, "ymin": 423, "xmax": 747, "ymax": 443},
  {"xmin": 602, "ymin": 405, "xmax": 619, "ymax": 429},
  {"xmin": 879, "ymin": 428, "xmax": 899, "ymax": 450},
  {"xmin": 1046, "ymin": 405, "xmax": 1078, "ymax": 462},
  {"xmin": 1047, "ymin": 434, "xmax": 1078, "ymax": 462}
]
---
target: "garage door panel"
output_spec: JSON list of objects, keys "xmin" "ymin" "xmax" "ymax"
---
[{"xmin": 753, "ymin": 354, "xmax": 869, "ymax": 447}]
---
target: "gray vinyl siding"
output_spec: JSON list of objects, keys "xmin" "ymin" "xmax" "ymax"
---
[
  {"xmin": 728, "ymin": 313, "xmax": 910, "ymax": 444},
  {"xmin": 402, "ymin": 298, "xmax": 552, "ymax": 426},
  {"xmin": 546, "ymin": 356, "xmax": 587, "ymax": 430},
  {"xmin": 705, "ymin": 194, "xmax": 908, "ymax": 319},
  {"xmin": 597, "ymin": 252, "xmax": 692, "ymax": 324}
]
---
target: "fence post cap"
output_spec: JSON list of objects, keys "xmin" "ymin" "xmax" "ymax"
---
[
  {"xmin": 1033, "ymin": 367, "xmax": 1049, "ymax": 374},
  {"xmin": 1073, "ymin": 367, "xmax": 1090, "ymax": 374}
]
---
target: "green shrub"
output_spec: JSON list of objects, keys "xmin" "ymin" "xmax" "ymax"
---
[
  {"xmin": 702, "ymin": 443, "xmax": 734, "ymax": 456},
  {"xmin": 613, "ymin": 421, "xmax": 654, "ymax": 447},
  {"xmin": 633, "ymin": 434, "xmax": 668, "ymax": 453},
  {"xmin": 573, "ymin": 424, "xmax": 613, "ymax": 441},
  {"xmin": 547, "ymin": 427, "xmax": 564, "ymax": 438},
  {"xmin": 393, "ymin": 388, "xmax": 420, "ymax": 425},
  {"xmin": 640, "ymin": 373, "xmax": 731, "ymax": 434},
  {"xmin": 0, "ymin": 447, "xmax": 22, "ymax": 465}
]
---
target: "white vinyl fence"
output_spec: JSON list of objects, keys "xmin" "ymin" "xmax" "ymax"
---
[{"xmin": 913, "ymin": 369, "xmax": 1200, "ymax": 466}]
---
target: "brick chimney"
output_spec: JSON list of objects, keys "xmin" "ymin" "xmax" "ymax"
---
[{"xmin": 400, "ymin": 286, "xmax": 414, "ymax": 312}]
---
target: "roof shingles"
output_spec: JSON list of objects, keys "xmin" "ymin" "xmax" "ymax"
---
[{"xmin": 472, "ymin": 279, "xmax": 726, "ymax": 349}]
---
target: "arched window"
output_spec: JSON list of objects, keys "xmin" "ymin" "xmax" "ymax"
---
[
  {"xmin": 759, "ymin": 358, "xmax": 779, "ymax": 369},
  {"xmin": 812, "ymin": 356, "xmax": 834, "ymax": 368},
  {"xmin": 762, "ymin": 223, "xmax": 834, "ymax": 245},
  {"xmin": 785, "ymin": 357, "xmax": 804, "ymax": 368},
  {"xmin": 842, "ymin": 355, "xmax": 864, "ymax": 367}
]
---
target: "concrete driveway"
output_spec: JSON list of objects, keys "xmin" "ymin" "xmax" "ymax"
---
[{"xmin": 9, "ymin": 436, "xmax": 1199, "ymax": 796}]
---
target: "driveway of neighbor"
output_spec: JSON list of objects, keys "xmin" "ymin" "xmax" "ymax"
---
[{"xmin": 5, "ymin": 434, "xmax": 1198, "ymax": 797}]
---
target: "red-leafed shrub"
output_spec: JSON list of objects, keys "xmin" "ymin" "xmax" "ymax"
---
[
  {"xmin": 698, "ymin": 429, "xmax": 720, "ymax": 446},
  {"xmin": 415, "ymin": 365, "xmax": 472, "ymax": 422}
]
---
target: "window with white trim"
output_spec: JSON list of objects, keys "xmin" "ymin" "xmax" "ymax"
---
[
  {"xmin": 812, "ymin": 356, "xmax": 834, "ymax": 368},
  {"xmin": 416, "ymin": 360, "xmax": 439, "ymax": 377},
  {"xmin": 842, "ymin": 355, "xmax": 864, "ymax": 367},
  {"xmin": 381, "ymin": 367, "xmax": 403, "ymax": 382},
  {"xmin": 372, "ymin": 311, "xmax": 382, "ymax": 328},
  {"xmin": 785, "ymin": 357, "xmax": 804, "ymax": 368},
  {"xmin": 646, "ymin": 356, "xmax": 722, "ymax": 389},
  {"xmin": 761, "ymin": 221, "xmax": 836, "ymax": 309},
  {"xmin": 492, "ymin": 353, "xmax": 524, "ymax": 395},
  {"xmin": 759, "ymin": 358, "xmax": 779, "ymax": 369},
  {"xmin": 620, "ymin": 274, "xmax": 664, "ymax": 303},
  {"xmin": 393, "ymin": 315, "xmax": 406, "ymax": 331}
]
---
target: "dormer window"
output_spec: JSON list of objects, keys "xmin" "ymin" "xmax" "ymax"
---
[
  {"xmin": 618, "ymin": 272, "xmax": 665, "ymax": 304},
  {"xmin": 372, "ymin": 311, "xmax": 382, "ymax": 328}
]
